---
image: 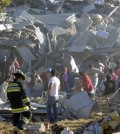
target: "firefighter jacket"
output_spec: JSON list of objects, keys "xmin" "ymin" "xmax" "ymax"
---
[{"xmin": 7, "ymin": 79, "xmax": 30, "ymax": 113}]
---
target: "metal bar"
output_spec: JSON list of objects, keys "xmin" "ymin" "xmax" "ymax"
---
[{"xmin": 107, "ymin": 88, "xmax": 120, "ymax": 100}]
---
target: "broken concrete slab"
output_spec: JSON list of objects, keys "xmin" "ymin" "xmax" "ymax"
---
[
  {"xmin": 116, "ymin": 34, "xmax": 120, "ymax": 47},
  {"xmin": 52, "ymin": 24, "xmax": 76, "ymax": 36},
  {"xmin": 16, "ymin": 46, "xmax": 36, "ymax": 66},
  {"xmin": 67, "ymin": 32, "xmax": 82, "ymax": 46},
  {"xmin": 65, "ymin": 91, "xmax": 94, "ymax": 118},
  {"xmin": 19, "ymin": 10, "xmax": 35, "ymax": 22},
  {"xmin": 82, "ymin": 4, "xmax": 96, "ymax": 13},
  {"xmin": 32, "ymin": 13, "xmax": 75, "ymax": 27},
  {"xmin": 70, "ymin": 30, "xmax": 99, "ymax": 48},
  {"xmin": 0, "ymin": 116, "xmax": 5, "ymax": 121},
  {"xmin": 68, "ymin": 45, "xmax": 87, "ymax": 53},
  {"xmin": 62, "ymin": 55, "xmax": 79, "ymax": 73},
  {"xmin": 34, "ymin": 27, "xmax": 46, "ymax": 45},
  {"xmin": 96, "ymin": 30, "xmax": 109, "ymax": 39},
  {"xmin": 27, "ymin": 124, "xmax": 46, "ymax": 133},
  {"xmin": 105, "ymin": 28, "xmax": 119, "ymax": 47},
  {"xmin": 75, "ymin": 13, "xmax": 93, "ymax": 33},
  {"xmin": 0, "ymin": 24, "xmax": 13, "ymax": 31}
]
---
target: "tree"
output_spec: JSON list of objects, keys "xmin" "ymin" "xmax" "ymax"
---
[{"xmin": 0, "ymin": 0, "xmax": 12, "ymax": 12}]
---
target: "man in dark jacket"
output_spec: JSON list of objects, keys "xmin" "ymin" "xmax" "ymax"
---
[
  {"xmin": 7, "ymin": 70, "xmax": 32, "ymax": 130},
  {"xmin": 103, "ymin": 75, "xmax": 115, "ymax": 96}
]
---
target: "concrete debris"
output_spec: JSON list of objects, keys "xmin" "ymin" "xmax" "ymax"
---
[
  {"xmin": 0, "ymin": 101, "xmax": 11, "ymax": 111},
  {"xmin": 73, "ymin": 111, "xmax": 120, "ymax": 134},
  {"xmin": 16, "ymin": 46, "xmax": 36, "ymax": 66},
  {"xmin": 52, "ymin": 25, "xmax": 76, "ymax": 36},
  {"xmin": 65, "ymin": 92, "xmax": 94, "ymax": 118},
  {"xmin": 1, "ymin": 0, "xmax": 120, "ymax": 133},
  {"xmin": 61, "ymin": 127, "xmax": 74, "ymax": 134},
  {"xmin": 83, "ymin": 4, "xmax": 96, "ymax": 13},
  {"xmin": 32, "ymin": 13, "xmax": 75, "ymax": 27},
  {"xmin": 0, "ymin": 24, "xmax": 13, "ymax": 31},
  {"xmin": 96, "ymin": 30, "xmax": 109, "ymax": 39},
  {"xmin": 0, "ymin": 115, "xmax": 5, "ymax": 121},
  {"xmin": 105, "ymin": 28, "xmax": 119, "ymax": 47},
  {"xmin": 27, "ymin": 124, "xmax": 46, "ymax": 133},
  {"xmin": 19, "ymin": 10, "xmax": 35, "ymax": 22},
  {"xmin": 0, "ymin": 1, "xmax": 120, "ymax": 72},
  {"xmin": 75, "ymin": 13, "xmax": 93, "ymax": 33},
  {"xmin": 69, "ymin": 30, "xmax": 98, "ymax": 49},
  {"xmin": 62, "ymin": 55, "xmax": 79, "ymax": 73},
  {"xmin": 0, "ymin": 82, "xmax": 8, "ymax": 102},
  {"xmin": 51, "ymin": 124, "xmax": 64, "ymax": 133}
]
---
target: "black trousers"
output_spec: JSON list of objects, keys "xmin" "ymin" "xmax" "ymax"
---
[{"xmin": 13, "ymin": 111, "xmax": 32, "ymax": 130}]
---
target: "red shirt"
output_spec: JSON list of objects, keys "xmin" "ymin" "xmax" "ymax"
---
[{"xmin": 82, "ymin": 74, "xmax": 93, "ymax": 92}]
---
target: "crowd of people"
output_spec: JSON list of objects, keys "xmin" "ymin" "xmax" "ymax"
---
[{"xmin": 1, "ymin": 55, "xmax": 120, "ymax": 129}]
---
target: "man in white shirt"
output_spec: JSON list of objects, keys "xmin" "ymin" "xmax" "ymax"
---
[
  {"xmin": 47, "ymin": 69, "xmax": 60, "ymax": 123},
  {"xmin": 86, "ymin": 64, "xmax": 104, "ymax": 94},
  {"xmin": 96, "ymin": 59, "xmax": 105, "ymax": 71}
]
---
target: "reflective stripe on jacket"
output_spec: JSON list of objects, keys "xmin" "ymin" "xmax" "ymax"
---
[
  {"xmin": 12, "ymin": 106, "xmax": 29, "ymax": 113},
  {"xmin": 7, "ymin": 80, "xmax": 30, "ymax": 113}
]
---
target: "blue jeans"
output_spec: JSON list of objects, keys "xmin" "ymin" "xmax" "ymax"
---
[
  {"xmin": 96, "ymin": 79, "xmax": 104, "ymax": 95},
  {"xmin": 92, "ymin": 78, "xmax": 98, "ymax": 94},
  {"xmin": 47, "ymin": 96, "xmax": 58, "ymax": 122}
]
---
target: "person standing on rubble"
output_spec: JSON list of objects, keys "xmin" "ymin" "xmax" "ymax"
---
[
  {"xmin": 0, "ymin": 74, "xmax": 12, "ymax": 102},
  {"xmin": 60, "ymin": 67, "xmax": 75, "ymax": 93},
  {"xmin": 114, "ymin": 60, "xmax": 120, "ymax": 76},
  {"xmin": 79, "ymin": 71, "xmax": 94, "ymax": 98},
  {"xmin": 103, "ymin": 75, "xmax": 115, "ymax": 96},
  {"xmin": 104, "ymin": 61, "xmax": 111, "ymax": 75},
  {"xmin": 26, "ymin": 70, "xmax": 43, "ymax": 98},
  {"xmin": 109, "ymin": 69, "xmax": 118, "ymax": 81},
  {"xmin": 47, "ymin": 69, "xmax": 60, "ymax": 123},
  {"xmin": 95, "ymin": 59, "xmax": 105, "ymax": 71},
  {"xmin": 95, "ymin": 59, "xmax": 105, "ymax": 94},
  {"xmin": 7, "ymin": 57, "xmax": 20, "ymax": 78},
  {"xmin": 9, "ymin": 61, "xmax": 16, "ymax": 75},
  {"xmin": 86, "ymin": 64, "xmax": 104, "ymax": 94},
  {"xmin": 13, "ymin": 57, "xmax": 20, "ymax": 71},
  {"xmin": 7, "ymin": 70, "xmax": 32, "ymax": 130},
  {"xmin": 0, "ymin": 56, "xmax": 9, "ymax": 83}
]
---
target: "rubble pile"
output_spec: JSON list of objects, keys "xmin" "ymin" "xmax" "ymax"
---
[
  {"xmin": 0, "ymin": 0, "xmax": 120, "ymax": 133},
  {"xmin": 49, "ymin": 111, "xmax": 120, "ymax": 134},
  {"xmin": 73, "ymin": 111, "xmax": 120, "ymax": 134},
  {"xmin": 0, "ymin": 0, "xmax": 120, "ymax": 72}
]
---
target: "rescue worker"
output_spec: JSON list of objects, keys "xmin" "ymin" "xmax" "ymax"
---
[{"xmin": 7, "ymin": 70, "xmax": 32, "ymax": 130}]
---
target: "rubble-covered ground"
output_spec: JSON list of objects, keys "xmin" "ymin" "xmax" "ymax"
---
[
  {"xmin": 0, "ymin": 113, "xmax": 120, "ymax": 134},
  {"xmin": 1, "ymin": 0, "xmax": 120, "ymax": 134}
]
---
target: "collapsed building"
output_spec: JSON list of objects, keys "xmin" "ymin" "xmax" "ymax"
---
[
  {"xmin": 0, "ymin": 1, "xmax": 120, "ymax": 72},
  {"xmin": 0, "ymin": 0, "xmax": 120, "ymax": 133}
]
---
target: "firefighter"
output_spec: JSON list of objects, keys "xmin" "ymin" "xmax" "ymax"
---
[{"xmin": 7, "ymin": 70, "xmax": 32, "ymax": 130}]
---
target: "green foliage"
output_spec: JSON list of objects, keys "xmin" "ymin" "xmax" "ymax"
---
[{"xmin": 0, "ymin": 0, "xmax": 12, "ymax": 12}]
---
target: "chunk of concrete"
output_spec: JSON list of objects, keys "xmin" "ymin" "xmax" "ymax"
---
[
  {"xmin": 65, "ymin": 91, "xmax": 94, "ymax": 118},
  {"xmin": 0, "ymin": 24, "xmax": 13, "ymax": 31},
  {"xmin": 96, "ymin": 30, "xmax": 109, "ymax": 39},
  {"xmin": 27, "ymin": 124, "xmax": 46, "ymax": 133},
  {"xmin": 82, "ymin": 4, "xmax": 96, "ymax": 13},
  {"xmin": 62, "ymin": 55, "xmax": 79, "ymax": 73},
  {"xmin": 0, "ymin": 115, "xmax": 5, "ymax": 121}
]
